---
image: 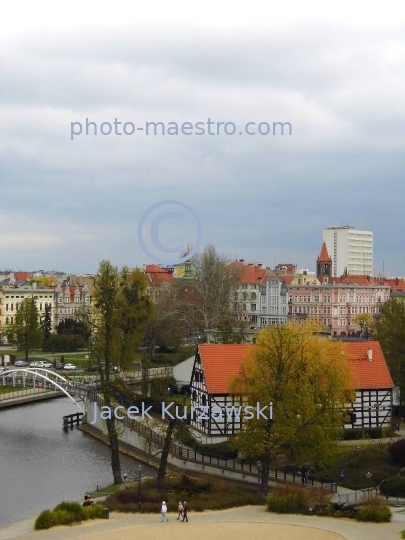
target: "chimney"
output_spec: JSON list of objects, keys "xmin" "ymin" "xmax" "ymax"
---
[{"xmin": 367, "ymin": 348, "xmax": 373, "ymax": 361}]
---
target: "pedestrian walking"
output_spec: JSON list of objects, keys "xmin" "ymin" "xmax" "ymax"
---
[
  {"xmin": 181, "ymin": 501, "xmax": 188, "ymax": 522},
  {"xmin": 177, "ymin": 501, "xmax": 183, "ymax": 520},
  {"xmin": 161, "ymin": 501, "xmax": 169, "ymax": 522}
]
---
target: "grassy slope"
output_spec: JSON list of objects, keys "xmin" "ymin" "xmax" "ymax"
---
[{"xmin": 312, "ymin": 444, "xmax": 402, "ymax": 490}]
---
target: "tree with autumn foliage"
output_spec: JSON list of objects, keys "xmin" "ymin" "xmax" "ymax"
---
[
  {"xmin": 230, "ymin": 322, "xmax": 353, "ymax": 491},
  {"xmin": 354, "ymin": 313, "xmax": 374, "ymax": 338},
  {"xmin": 79, "ymin": 261, "xmax": 152, "ymax": 484}
]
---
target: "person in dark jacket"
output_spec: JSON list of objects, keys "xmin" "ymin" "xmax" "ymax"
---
[{"xmin": 181, "ymin": 501, "xmax": 188, "ymax": 522}]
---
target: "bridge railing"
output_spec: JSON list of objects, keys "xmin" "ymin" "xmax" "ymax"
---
[
  {"xmin": 87, "ymin": 391, "xmax": 337, "ymax": 493},
  {"xmin": 0, "ymin": 385, "xmax": 58, "ymax": 401}
]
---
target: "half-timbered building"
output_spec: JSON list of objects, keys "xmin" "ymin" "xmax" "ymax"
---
[
  {"xmin": 344, "ymin": 341, "xmax": 395, "ymax": 430},
  {"xmin": 190, "ymin": 344, "xmax": 250, "ymax": 443},
  {"xmin": 189, "ymin": 341, "xmax": 395, "ymax": 443}
]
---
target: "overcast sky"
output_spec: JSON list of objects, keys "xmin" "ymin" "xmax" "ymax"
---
[{"xmin": 1, "ymin": 1, "xmax": 404, "ymax": 275}]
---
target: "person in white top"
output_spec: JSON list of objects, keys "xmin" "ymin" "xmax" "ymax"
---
[{"xmin": 161, "ymin": 501, "xmax": 168, "ymax": 522}]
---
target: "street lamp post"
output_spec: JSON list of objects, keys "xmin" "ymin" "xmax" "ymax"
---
[
  {"xmin": 138, "ymin": 465, "xmax": 142, "ymax": 511},
  {"xmin": 256, "ymin": 461, "xmax": 262, "ymax": 503},
  {"xmin": 365, "ymin": 471, "xmax": 372, "ymax": 501}
]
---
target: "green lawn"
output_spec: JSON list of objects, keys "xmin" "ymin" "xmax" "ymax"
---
[
  {"xmin": 312, "ymin": 444, "xmax": 402, "ymax": 490},
  {"xmin": 0, "ymin": 385, "xmax": 20, "ymax": 395}
]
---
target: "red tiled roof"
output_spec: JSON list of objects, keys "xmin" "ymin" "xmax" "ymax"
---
[
  {"xmin": 197, "ymin": 341, "xmax": 393, "ymax": 395},
  {"xmin": 198, "ymin": 344, "xmax": 250, "ymax": 394},
  {"xmin": 14, "ymin": 272, "xmax": 32, "ymax": 281},
  {"xmin": 261, "ymin": 274, "xmax": 295, "ymax": 285},
  {"xmin": 144, "ymin": 264, "xmax": 175, "ymax": 285},
  {"xmin": 317, "ymin": 242, "xmax": 331, "ymax": 262},
  {"xmin": 382, "ymin": 277, "xmax": 405, "ymax": 292},
  {"xmin": 344, "ymin": 341, "xmax": 394, "ymax": 390},
  {"xmin": 228, "ymin": 261, "xmax": 267, "ymax": 284},
  {"xmin": 331, "ymin": 275, "xmax": 378, "ymax": 285}
]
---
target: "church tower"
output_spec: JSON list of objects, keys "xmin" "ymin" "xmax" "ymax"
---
[{"xmin": 317, "ymin": 242, "xmax": 332, "ymax": 283}]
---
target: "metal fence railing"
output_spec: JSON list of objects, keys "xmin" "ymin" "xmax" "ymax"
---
[{"xmin": 87, "ymin": 390, "xmax": 337, "ymax": 493}]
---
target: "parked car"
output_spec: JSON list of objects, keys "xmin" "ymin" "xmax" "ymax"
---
[
  {"xmin": 30, "ymin": 361, "xmax": 46, "ymax": 368},
  {"xmin": 40, "ymin": 361, "xmax": 52, "ymax": 368},
  {"xmin": 55, "ymin": 362, "xmax": 65, "ymax": 370},
  {"xmin": 63, "ymin": 363, "xmax": 77, "ymax": 370},
  {"xmin": 14, "ymin": 360, "xmax": 28, "ymax": 367},
  {"xmin": 0, "ymin": 367, "xmax": 10, "ymax": 375}
]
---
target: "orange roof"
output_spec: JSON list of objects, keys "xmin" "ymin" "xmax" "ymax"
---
[
  {"xmin": 197, "ymin": 344, "xmax": 250, "ymax": 394},
  {"xmin": 382, "ymin": 277, "xmax": 405, "ymax": 292},
  {"xmin": 144, "ymin": 264, "xmax": 174, "ymax": 285},
  {"xmin": 14, "ymin": 272, "xmax": 32, "ymax": 281},
  {"xmin": 317, "ymin": 242, "xmax": 331, "ymax": 262},
  {"xmin": 331, "ymin": 275, "xmax": 378, "ymax": 285},
  {"xmin": 261, "ymin": 274, "xmax": 295, "ymax": 286},
  {"xmin": 197, "ymin": 341, "xmax": 393, "ymax": 395},
  {"xmin": 345, "ymin": 341, "xmax": 394, "ymax": 389},
  {"xmin": 229, "ymin": 261, "xmax": 267, "ymax": 284}
]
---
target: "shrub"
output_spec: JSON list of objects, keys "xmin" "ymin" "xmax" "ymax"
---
[
  {"xmin": 266, "ymin": 483, "xmax": 332, "ymax": 514},
  {"xmin": 54, "ymin": 501, "xmax": 85, "ymax": 520},
  {"xmin": 388, "ymin": 439, "xmax": 405, "ymax": 466},
  {"xmin": 85, "ymin": 504, "xmax": 104, "ymax": 519},
  {"xmin": 35, "ymin": 510, "xmax": 53, "ymax": 530},
  {"xmin": 357, "ymin": 504, "xmax": 391, "ymax": 522},
  {"xmin": 315, "ymin": 503, "xmax": 356, "ymax": 519},
  {"xmin": 51, "ymin": 509, "xmax": 70, "ymax": 526},
  {"xmin": 34, "ymin": 500, "xmax": 104, "ymax": 530},
  {"xmin": 343, "ymin": 427, "xmax": 393, "ymax": 440},
  {"xmin": 379, "ymin": 475, "xmax": 405, "ymax": 497},
  {"xmin": 267, "ymin": 493, "xmax": 301, "ymax": 513}
]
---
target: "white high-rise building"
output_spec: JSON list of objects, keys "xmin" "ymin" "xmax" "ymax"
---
[{"xmin": 323, "ymin": 226, "xmax": 373, "ymax": 277}]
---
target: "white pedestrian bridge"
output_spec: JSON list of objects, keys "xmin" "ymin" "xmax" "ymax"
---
[{"xmin": 0, "ymin": 368, "xmax": 86, "ymax": 413}]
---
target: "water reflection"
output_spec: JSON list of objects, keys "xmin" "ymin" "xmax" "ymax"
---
[{"xmin": 0, "ymin": 397, "xmax": 155, "ymax": 528}]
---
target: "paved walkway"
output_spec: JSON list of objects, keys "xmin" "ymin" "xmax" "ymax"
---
[{"xmin": 0, "ymin": 506, "xmax": 404, "ymax": 540}]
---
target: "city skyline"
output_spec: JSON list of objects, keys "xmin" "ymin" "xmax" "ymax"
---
[{"xmin": 1, "ymin": 3, "xmax": 404, "ymax": 275}]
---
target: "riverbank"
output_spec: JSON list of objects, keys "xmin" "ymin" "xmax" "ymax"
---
[
  {"xmin": 78, "ymin": 424, "xmax": 163, "ymax": 471},
  {"xmin": 1, "ymin": 505, "xmax": 405, "ymax": 540},
  {"xmin": 0, "ymin": 398, "xmax": 153, "ymax": 530},
  {"xmin": 0, "ymin": 389, "xmax": 63, "ymax": 408}
]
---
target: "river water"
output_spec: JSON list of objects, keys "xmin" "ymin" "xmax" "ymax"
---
[{"xmin": 0, "ymin": 397, "xmax": 155, "ymax": 528}]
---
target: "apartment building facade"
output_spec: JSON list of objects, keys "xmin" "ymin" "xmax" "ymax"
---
[
  {"xmin": 323, "ymin": 226, "xmax": 373, "ymax": 277},
  {"xmin": 0, "ymin": 283, "xmax": 56, "ymax": 339},
  {"xmin": 287, "ymin": 282, "xmax": 390, "ymax": 335}
]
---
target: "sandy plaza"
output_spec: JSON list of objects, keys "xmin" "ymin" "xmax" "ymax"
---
[{"xmin": 1, "ymin": 506, "xmax": 404, "ymax": 540}]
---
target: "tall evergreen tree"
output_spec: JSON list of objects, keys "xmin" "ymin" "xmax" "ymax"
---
[
  {"xmin": 40, "ymin": 303, "xmax": 52, "ymax": 340},
  {"xmin": 6, "ymin": 298, "xmax": 44, "ymax": 360}
]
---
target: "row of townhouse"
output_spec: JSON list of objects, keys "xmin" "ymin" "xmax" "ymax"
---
[
  {"xmin": 231, "ymin": 243, "xmax": 393, "ymax": 336},
  {"xmin": 0, "ymin": 281, "xmax": 91, "ymax": 339}
]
